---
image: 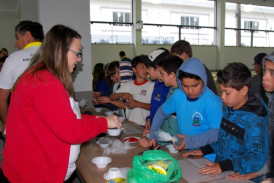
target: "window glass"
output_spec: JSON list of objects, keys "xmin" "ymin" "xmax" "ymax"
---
[
  {"xmin": 142, "ymin": 0, "xmax": 215, "ymax": 45},
  {"xmin": 225, "ymin": 2, "xmax": 274, "ymax": 47},
  {"xmin": 90, "ymin": 0, "xmax": 132, "ymax": 44}
]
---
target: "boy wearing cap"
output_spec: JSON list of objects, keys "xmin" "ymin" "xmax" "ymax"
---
[
  {"xmin": 109, "ymin": 56, "xmax": 154, "ymax": 126},
  {"xmin": 250, "ymin": 53, "xmax": 269, "ymax": 105},
  {"xmin": 140, "ymin": 48, "xmax": 170, "ymax": 133}
]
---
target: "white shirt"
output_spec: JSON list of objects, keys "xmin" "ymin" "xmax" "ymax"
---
[
  {"xmin": 65, "ymin": 97, "xmax": 81, "ymax": 181},
  {"xmin": 0, "ymin": 44, "xmax": 40, "ymax": 89},
  {"xmin": 115, "ymin": 80, "xmax": 154, "ymax": 125}
]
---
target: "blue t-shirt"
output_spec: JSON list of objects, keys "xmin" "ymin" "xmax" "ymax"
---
[
  {"xmin": 149, "ymin": 80, "xmax": 170, "ymax": 125},
  {"xmin": 162, "ymin": 88, "xmax": 223, "ymax": 135}
]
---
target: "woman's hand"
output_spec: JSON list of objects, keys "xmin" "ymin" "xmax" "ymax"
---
[
  {"xmin": 105, "ymin": 115, "xmax": 122, "ymax": 129},
  {"xmin": 182, "ymin": 149, "xmax": 203, "ymax": 158}
]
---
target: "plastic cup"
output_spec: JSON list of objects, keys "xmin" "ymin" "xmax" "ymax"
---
[
  {"xmin": 105, "ymin": 167, "xmax": 123, "ymax": 180},
  {"xmin": 107, "ymin": 128, "xmax": 122, "ymax": 136},
  {"xmin": 96, "ymin": 141, "xmax": 110, "ymax": 148},
  {"xmin": 165, "ymin": 144, "xmax": 178, "ymax": 153},
  {"xmin": 94, "ymin": 108, "xmax": 103, "ymax": 113},
  {"xmin": 105, "ymin": 111, "xmax": 114, "ymax": 116},
  {"xmin": 92, "ymin": 156, "xmax": 112, "ymax": 168}
]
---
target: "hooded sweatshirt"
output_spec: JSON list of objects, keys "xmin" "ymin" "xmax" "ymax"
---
[
  {"xmin": 149, "ymin": 58, "xmax": 223, "ymax": 149},
  {"xmin": 258, "ymin": 52, "xmax": 274, "ymax": 176}
]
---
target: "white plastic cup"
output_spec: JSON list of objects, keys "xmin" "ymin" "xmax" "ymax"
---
[
  {"xmin": 106, "ymin": 167, "xmax": 123, "ymax": 179},
  {"xmin": 105, "ymin": 111, "xmax": 114, "ymax": 116},
  {"xmin": 107, "ymin": 129, "xmax": 122, "ymax": 136},
  {"xmin": 165, "ymin": 144, "xmax": 178, "ymax": 153},
  {"xmin": 92, "ymin": 156, "xmax": 112, "ymax": 168},
  {"xmin": 94, "ymin": 108, "xmax": 103, "ymax": 113}
]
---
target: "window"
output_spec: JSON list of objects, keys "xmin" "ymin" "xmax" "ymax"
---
[
  {"xmin": 181, "ymin": 16, "xmax": 199, "ymax": 29},
  {"xmin": 225, "ymin": 2, "xmax": 274, "ymax": 47},
  {"xmin": 244, "ymin": 21, "xmax": 259, "ymax": 32},
  {"xmin": 113, "ymin": 12, "xmax": 131, "ymax": 26},
  {"xmin": 90, "ymin": 0, "xmax": 132, "ymax": 44}
]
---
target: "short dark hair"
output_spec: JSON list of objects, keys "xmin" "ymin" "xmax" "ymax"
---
[
  {"xmin": 15, "ymin": 21, "xmax": 44, "ymax": 41},
  {"xmin": 178, "ymin": 70, "xmax": 201, "ymax": 81},
  {"xmin": 119, "ymin": 51, "xmax": 126, "ymax": 57},
  {"xmin": 106, "ymin": 61, "xmax": 120, "ymax": 77},
  {"xmin": 217, "ymin": 62, "xmax": 251, "ymax": 91},
  {"xmin": 254, "ymin": 53, "xmax": 267, "ymax": 67},
  {"xmin": 0, "ymin": 48, "xmax": 8, "ymax": 54},
  {"xmin": 170, "ymin": 40, "xmax": 192, "ymax": 58},
  {"xmin": 158, "ymin": 55, "xmax": 183, "ymax": 75},
  {"xmin": 0, "ymin": 56, "xmax": 8, "ymax": 62},
  {"xmin": 131, "ymin": 56, "xmax": 148, "ymax": 68}
]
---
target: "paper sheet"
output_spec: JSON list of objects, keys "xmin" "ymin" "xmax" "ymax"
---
[{"xmin": 179, "ymin": 158, "xmax": 252, "ymax": 183}]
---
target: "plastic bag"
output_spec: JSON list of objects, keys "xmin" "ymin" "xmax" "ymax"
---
[
  {"xmin": 154, "ymin": 130, "xmax": 184, "ymax": 147},
  {"xmin": 127, "ymin": 150, "xmax": 182, "ymax": 183}
]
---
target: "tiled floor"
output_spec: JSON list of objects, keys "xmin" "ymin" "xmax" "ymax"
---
[{"xmin": 0, "ymin": 138, "xmax": 81, "ymax": 183}]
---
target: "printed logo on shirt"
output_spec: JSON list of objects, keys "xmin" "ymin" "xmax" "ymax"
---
[
  {"xmin": 23, "ymin": 58, "xmax": 31, "ymax": 61},
  {"xmin": 192, "ymin": 112, "xmax": 203, "ymax": 126},
  {"xmin": 154, "ymin": 93, "xmax": 161, "ymax": 101},
  {"xmin": 140, "ymin": 89, "xmax": 147, "ymax": 96}
]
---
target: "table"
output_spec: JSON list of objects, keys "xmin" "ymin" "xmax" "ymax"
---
[{"xmin": 76, "ymin": 108, "xmax": 252, "ymax": 183}]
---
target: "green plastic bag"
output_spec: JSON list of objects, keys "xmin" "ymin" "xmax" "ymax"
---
[{"xmin": 127, "ymin": 150, "xmax": 182, "ymax": 183}]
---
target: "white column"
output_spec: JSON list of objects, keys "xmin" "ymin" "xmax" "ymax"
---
[
  {"xmin": 216, "ymin": 0, "xmax": 226, "ymax": 69},
  {"xmin": 38, "ymin": 0, "xmax": 92, "ymax": 92},
  {"xmin": 21, "ymin": 0, "xmax": 38, "ymax": 22},
  {"xmin": 132, "ymin": 0, "xmax": 142, "ymax": 56}
]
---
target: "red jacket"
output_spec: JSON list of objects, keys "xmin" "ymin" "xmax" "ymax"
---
[{"xmin": 2, "ymin": 69, "xmax": 107, "ymax": 183}]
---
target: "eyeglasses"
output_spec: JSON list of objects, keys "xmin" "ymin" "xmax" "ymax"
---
[{"xmin": 68, "ymin": 49, "xmax": 82, "ymax": 58}]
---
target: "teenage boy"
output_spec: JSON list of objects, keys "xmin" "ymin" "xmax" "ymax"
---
[
  {"xmin": 148, "ymin": 57, "xmax": 223, "ymax": 150},
  {"xmin": 183, "ymin": 62, "xmax": 269, "ymax": 183},
  {"xmin": 140, "ymin": 48, "xmax": 170, "ymax": 132},
  {"xmin": 109, "ymin": 56, "xmax": 154, "ymax": 126},
  {"xmin": 139, "ymin": 55, "xmax": 183, "ymax": 147},
  {"xmin": 170, "ymin": 40, "xmax": 217, "ymax": 95},
  {"xmin": 227, "ymin": 53, "xmax": 274, "ymax": 182},
  {"xmin": 93, "ymin": 61, "xmax": 125, "ymax": 111}
]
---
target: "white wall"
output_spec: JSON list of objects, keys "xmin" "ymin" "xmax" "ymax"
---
[
  {"xmin": 38, "ymin": 0, "xmax": 93, "ymax": 92},
  {"xmin": 0, "ymin": 12, "xmax": 20, "ymax": 54}
]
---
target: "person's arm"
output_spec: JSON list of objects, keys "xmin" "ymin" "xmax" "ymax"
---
[
  {"xmin": 126, "ymin": 99, "xmax": 150, "ymax": 110},
  {"xmin": 33, "ymin": 79, "xmax": 112, "ymax": 144},
  {"xmin": 109, "ymin": 92, "xmax": 133, "ymax": 101},
  {"xmin": 149, "ymin": 106, "xmax": 169, "ymax": 141},
  {"xmin": 184, "ymin": 129, "xmax": 219, "ymax": 149},
  {"xmin": 0, "ymin": 88, "xmax": 10, "ymax": 136}
]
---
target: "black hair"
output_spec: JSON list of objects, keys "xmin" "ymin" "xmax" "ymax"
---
[
  {"xmin": 158, "ymin": 55, "xmax": 183, "ymax": 75},
  {"xmin": 119, "ymin": 51, "xmax": 125, "ymax": 56},
  {"xmin": 254, "ymin": 53, "xmax": 267, "ymax": 67},
  {"xmin": 170, "ymin": 40, "xmax": 192, "ymax": 57},
  {"xmin": 131, "ymin": 56, "xmax": 148, "ymax": 68},
  {"xmin": 217, "ymin": 62, "xmax": 251, "ymax": 91},
  {"xmin": 0, "ymin": 56, "xmax": 8, "ymax": 62},
  {"xmin": 177, "ymin": 70, "xmax": 201, "ymax": 80},
  {"xmin": 15, "ymin": 21, "xmax": 44, "ymax": 41}
]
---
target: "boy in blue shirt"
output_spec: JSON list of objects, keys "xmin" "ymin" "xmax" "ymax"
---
[
  {"xmin": 139, "ymin": 55, "xmax": 183, "ymax": 147},
  {"xmin": 183, "ymin": 62, "xmax": 269, "ymax": 183},
  {"xmin": 140, "ymin": 48, "xmax": 170, "ymax": 133},
  {"xmin": 149, "ymin": 57, "xmax": 223, "ymax": 150}
]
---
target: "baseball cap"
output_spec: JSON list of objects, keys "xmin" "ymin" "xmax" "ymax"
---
[{"xmin": 140, "ymin": 48, "xmax": 169, "ymax": 68}]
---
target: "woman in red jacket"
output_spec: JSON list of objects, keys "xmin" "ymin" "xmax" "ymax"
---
[{"xmin": 0, "ymin": 25, "xmax": 121, "ymax": 183}]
